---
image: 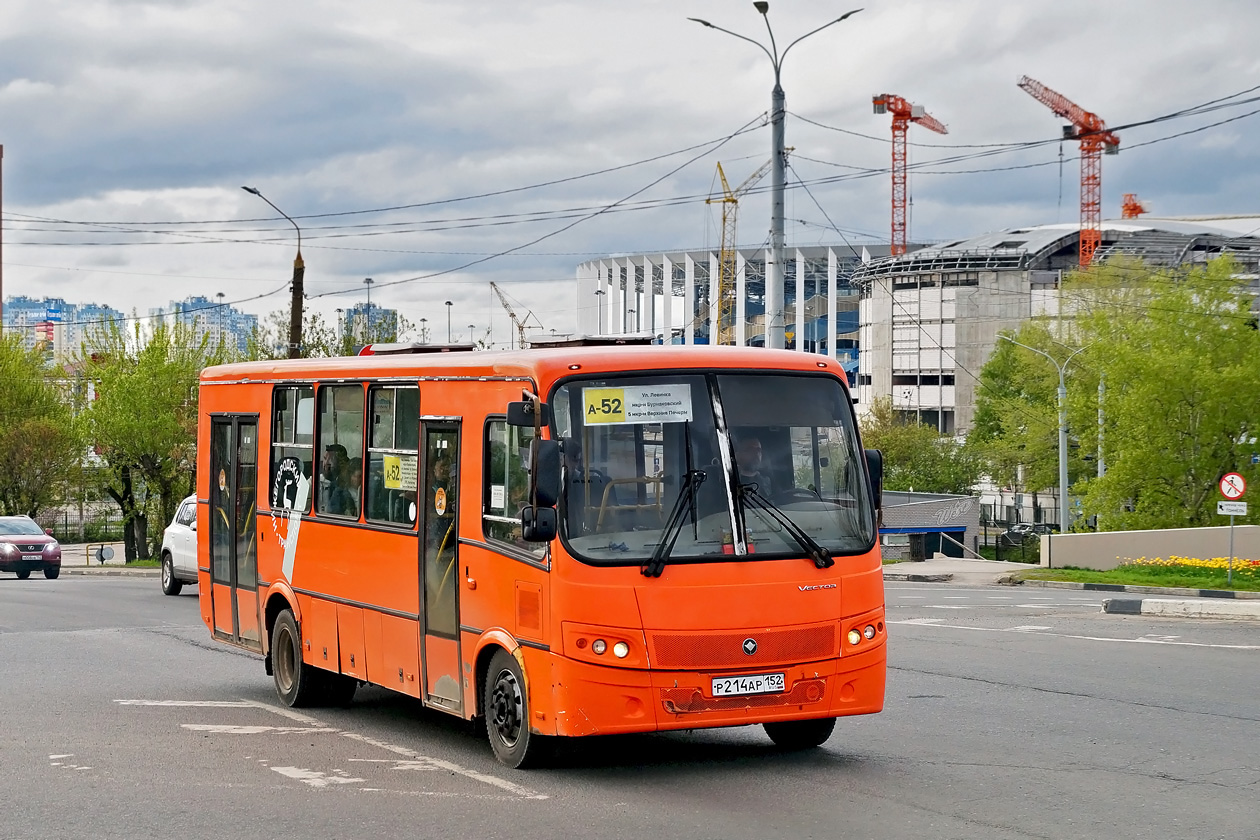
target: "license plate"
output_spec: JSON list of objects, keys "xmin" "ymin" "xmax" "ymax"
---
[{"xmin": 711, "ymin": 672, "xmax": 786, "ymax": 697}]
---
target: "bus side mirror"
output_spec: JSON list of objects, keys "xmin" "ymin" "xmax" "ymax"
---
[
  {"xmin": 531, "ymin": 439, "xmax": 561, "ymax": 508},
  {"xmin": 521, "ymin": 506, "xmax": 557, "ymax": 542},
  {"xmin": 507, "ymin": 401, "xmax": 552, "ymax": 427},
  {"xmin": 865, "ymin": 448, "xmax": 883, "ymax": 511}
]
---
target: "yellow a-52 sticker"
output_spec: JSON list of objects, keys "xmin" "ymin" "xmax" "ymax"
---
[
  {"xmin": 583, "ymin": 388, "xmax": 626, "ymax": 424},
  {"xmin": 582, "ymin": 384, "xmax": 693, "ymax": 426}
]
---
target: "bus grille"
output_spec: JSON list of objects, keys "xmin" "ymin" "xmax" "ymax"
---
[
  {"xmin": 661, "ymin": 678, "xmax": 827, "ymax": 714},
  {"xmin": 648, "ymin": 625, "xmax": 836, "ymax": 669}
]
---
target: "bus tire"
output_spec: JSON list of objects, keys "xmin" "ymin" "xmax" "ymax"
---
[
  {"xmin": 484, "ymin": 648, "xmax": 549, "ymax": 769},
  {"xmin": 161, "ymin": 553, "xmax": 182, "ymax": 595},
  {"xmin": 271, "ymin": 609, "xmax": 320, "ymax": 708},
  {"xmin": 763, "ymin": 717, "xmax": 837, "ymax": 750}
]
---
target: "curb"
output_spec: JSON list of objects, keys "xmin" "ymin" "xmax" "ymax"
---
[
  {"xmin": 1015, "ymin": 578, "xmax": 1260, "ymax": 600},
  {"xmin": 61, "ymin": 567, "xmax": 160, "ymax": 578},
  {"xmin": 882, "ymin": 571, "xmax": 953, "ymax": 582},
  {"xmin": 1102, "ymin": 597, "xmax": 1260, "ymax": 621}
]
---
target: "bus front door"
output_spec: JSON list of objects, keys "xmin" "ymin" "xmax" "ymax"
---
[
  {"xmin": 420, "ymin": 423, "xmax": 462, "ymax": 713},
  {"xmin": 209, "ymin": 416, "xmax": 263, "ymax": 651}
]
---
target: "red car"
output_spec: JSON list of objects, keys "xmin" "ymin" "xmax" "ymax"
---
[{"xmin": 0, "ymin": 515, "xmax": 62, "ymax": 579}]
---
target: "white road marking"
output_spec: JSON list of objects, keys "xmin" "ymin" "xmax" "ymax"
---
[
  {"xmin": 888, "ymin": 620, "xmax": 1260, "ymax": 649},
  {"xmin": 116, "ymin": 700, "xmax": 256, "ymax": 707},
  {"xmin": 926, "ymin": 605, "xmax": 971, "ymax": 609},
  {"xmin": 942, "ymin": 596, "xmax": 970, "ymax": 600},
  {"xmin": 118, "ymin": 697, "xmax": 549, "ymax": 801},
  {"xmin": 272, "ymin": 767, "xmax": 365, "ymax": 788},
  {"xmin": 181, "ymin": 724, "xmax": 338, "ymax": 735},
  {"xmin": 49, "ymin": 754, "xmax": 73, "ymax": 759},
  {"xmin": 1139, "ymin": 634, "xmax": 1181, "ymax": 642},
  {"xmin": 895, "ymin": 595, "xmax": 927, "ymax": 599},
  {"xmin": 986, "ymin": 596, "xmax": 1014, "ymax": 600},
  {"xmin": 341, "ymin": 732, "xmax": 548, "ymax": 800},
  {"xmin": 1009, "ymin": 625, "xmax": 1052, "ymax": 632}
]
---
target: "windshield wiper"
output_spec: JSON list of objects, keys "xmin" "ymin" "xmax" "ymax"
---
[
  {"xmin": 740, "ymin": 484, "xmax": 834, "ymax": 569},
  {"xmin": 642, "ymin": 469, "xmax": 706, "ymax": 578}
]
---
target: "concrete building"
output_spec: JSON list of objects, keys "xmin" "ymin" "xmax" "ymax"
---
[
  {"xmin": 852, "ymin": 218, "xmax": 1260, "ymax": 436},
  {"xmin": 2, "ymin": 296, "xmax": 124, "ymax": 361},
  {"xmin": 153, "ymin": 296, "xmax": 258, "ymax": 354},
  {"xmin": 576, "ymin": 244, "xmax": 901, "ymax": 378},
  {"xmin": 340, "ymin": 301, "xmax": 400, "ymax": 345}
]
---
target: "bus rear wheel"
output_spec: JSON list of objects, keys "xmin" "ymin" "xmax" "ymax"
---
[
  {"xmin": 763, "ymin": 717, "xmax": 837, "ymax": 750},
  {"xmin": 271, "ymin": 609, "xmax": 322, "ymax": 708},
  {"xmin": 484, "ymin": 649, "xmax": 549, "ymax": 769}
]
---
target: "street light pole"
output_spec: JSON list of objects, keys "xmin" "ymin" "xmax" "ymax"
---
[
  {"xmin": 999, "ymin": 335, "xmax": 1090, "ymax": 532},
  {"xmin": 691, "ymin": 4, "xmax": 861, "ymax": 350},
  {"xmin": 216, "ymin": 291, "xmax": 226, "ymax": 351},
  {"xmin": 445, "ymin": 301, "xmax": 453, "ymax": 343},
  {"xmin": 594, "ymin": 288, "xmax": 605, "ymax": 335},
  {"xmin": 242, "ymin": 186, "xmax": 304, "ymax": 358}
]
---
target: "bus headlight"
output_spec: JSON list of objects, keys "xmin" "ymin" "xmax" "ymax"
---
[
  {"xmin": 864, "ymin": 625, "xmax": 876, "ymax": 640},
  {"xmin": 847, "ymin": 629, "xmax": 862, "ymax": 646},
  {"xmin": 591, "ymin": 639, "xmax": 607, "ymax": 655},
  {"xmin": 613, "ymin": 641, "xmax": 629, "ymax": 659}
]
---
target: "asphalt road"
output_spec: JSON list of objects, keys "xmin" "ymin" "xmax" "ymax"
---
[{"xmin": 1, "ymin": 576, "xmax": 1257, "ymax": 840}]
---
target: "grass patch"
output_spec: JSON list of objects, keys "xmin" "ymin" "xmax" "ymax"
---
[{"xmin": 1021, "ymin": 564, "xmax": 1260, "ymax": 592}]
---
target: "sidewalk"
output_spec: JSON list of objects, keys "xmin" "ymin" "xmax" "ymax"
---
[
  {"xmin": 57, "ymin": 542, "xmax": 160, "ymax": 577},
  {"xmin": 882, "ymin": 554, "xmax": 1260, "ymax": 621}
]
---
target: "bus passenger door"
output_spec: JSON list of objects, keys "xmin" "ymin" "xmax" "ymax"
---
[
  {"xmin": 209, "ymin": 416, "xmax": 263, "ymax": 651},
  {"xmin": 420, "ymin": 422, "xmax": 462, "ymax": 713}
]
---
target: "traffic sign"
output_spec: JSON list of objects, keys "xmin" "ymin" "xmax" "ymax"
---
[
  {"xmin": 1219, "ymin": 472, "xmax": 1246, "ymax": 500},
  {"xmin": 1218, "ymin": 501, "xmax": 1247, "ymax": 516}
]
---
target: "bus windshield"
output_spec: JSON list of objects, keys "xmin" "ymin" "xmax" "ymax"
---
[{"xmin": 551, "ymin": 372, "xmax": 875, "ymax": 567}]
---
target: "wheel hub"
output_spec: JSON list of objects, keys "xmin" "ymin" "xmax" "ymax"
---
[{"xmin": 490, "ymin": 670, "xmax": 522, "ymax": 747}]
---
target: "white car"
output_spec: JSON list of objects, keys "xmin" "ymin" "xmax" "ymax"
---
[{"xmin": 160, "ymin": 494, "xmax": 199, "ymax": 595}]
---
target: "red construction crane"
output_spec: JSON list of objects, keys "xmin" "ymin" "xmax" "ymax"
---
[
  {"xmin": 1121, "ymin": 193, "xmax": 1147, "ymax": 219},
  {"xmin": 872, "ymin": 93, "xmax": 948, "ymax": 256},
  {"xmin": 1017, "ymin": 76, "xmax": 1120, "ymax": 267}
]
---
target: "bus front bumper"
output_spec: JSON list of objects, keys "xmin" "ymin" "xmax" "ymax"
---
[{"xmin": 540, "ymin": 644, "xmax": 886, "ymax": 738}]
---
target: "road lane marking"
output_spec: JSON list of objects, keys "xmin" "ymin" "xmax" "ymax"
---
[
  {"xmin": 1009, "ymin": 625, "xmax": 1052, "ymax": 632},
  {"xmin": 182, "ymin": 724, "xmax": 338, "ymax": 735},
  {"xmin": 340, "ymin": 732, "xmax": 548, "ymax": 800},
  {"xmin": 888, "ymin": 620, "xmax": 1260, "ymax": 649},
  {"xmin": 116, "ymin": 700, "xmax": 256, "ymax": 707},
  {"xmin": 272, "ymin": 767, "xmax": 365, "ymax": 788}
]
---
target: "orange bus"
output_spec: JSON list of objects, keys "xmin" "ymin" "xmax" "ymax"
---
[{"xmin": 196, "ymin": 341, "xmax": 886, "ymax": 767}]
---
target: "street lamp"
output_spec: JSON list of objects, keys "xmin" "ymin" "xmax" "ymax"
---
[
  {"xmin": 690, "ymin": 3, "xmax": 861, "ymax": 350},
  {"xmin": 445, "ymin": 301, "xmax": 453, "ymax": 343},
  {"xmin": 420, "ymin": 317, "xmax": 428, "ymax": 344},
  {"xmin": 594, "ymin": 288, "xmax": 606, "ymax": 335},
  {"xmin": 242, "ymin": 186, "xmax": 304, "ymax": 358},
  {"xmin": 468, "ymin": 324, "xmax": 476, "ymax": 345},
  {"xmin": 999, "ymin": 335, "xmax": 1091, "ymax": 532}
]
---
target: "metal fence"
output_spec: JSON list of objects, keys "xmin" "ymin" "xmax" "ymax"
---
[{"xmin": 35, "ymin": 509, "xmax": 126, "ymax": 544}]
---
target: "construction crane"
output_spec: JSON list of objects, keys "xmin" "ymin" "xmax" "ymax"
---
[
  {"xmin": 490, "ymin": 282, "xmax": 544, "ymax": 349},
  {"xmin": 1017, "ymin": 75, "xmax": 1119, "ymax": 268},
  {"xmin": 705, "ymin": 157, "xmax": 774, "ymax": 345},
  {"xmin": 1121, "ymin": 193, "xmax": 1148, "ymax": 219},
  {"xmin": 872, "ymin": 93, "xmax": 948, "ymax": 256}
]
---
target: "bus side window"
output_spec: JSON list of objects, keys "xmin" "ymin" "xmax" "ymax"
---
[
  {"xmin": 316, "ymin": 385, "xmax": 364, "ymax": 518},
  {"xmin": 271, "ymin": 385, "xmax": 314, "ymax": 513},
  {"xmin": 366, "ymin": 386, "xmax": 419, "ymax": 528},
  {"xmin": 482, "ymin": 420, "xmax": 541, "ymax": 556}
]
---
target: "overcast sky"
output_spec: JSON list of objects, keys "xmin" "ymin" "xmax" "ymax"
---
[{"xmin": 3, "ymin": 0, "xmax": 1258, "ymax": 344}]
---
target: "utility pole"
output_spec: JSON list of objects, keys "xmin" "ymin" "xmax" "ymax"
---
[
  {"xmin": 242, "ymin": 186, "xmax": 303, "ymax": 358},
  {"xmin": 690, "ymin": 4, "xmax": 861, "ymax": 349}
]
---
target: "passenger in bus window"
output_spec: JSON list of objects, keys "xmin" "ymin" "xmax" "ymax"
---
[
  {"xmin": 320, "ymin": 444, "xmax": 354, "ymax": 516},
  {"xmin": 347, "ymin": 457, "xmax": 363, "ymax": 518},
  {"xmin": 733, "ymin": 433, "xmax": 773, "ymax": 495}
]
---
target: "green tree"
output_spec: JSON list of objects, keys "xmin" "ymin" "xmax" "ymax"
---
[
  {"xmin": 1068, "ymin": 256, "xmax": 1260, "ymax": 529},
  {"xmin": 244, "ymin": 306, "xmax": 411, "ymax": 360},
  {"xmin": 82, "ymin": 320, "xmax": 225, "ymax": 559},
  {"xmin": 0, "ymin": 334, "xmax": 84, "ymax": 517},
  {"xmin": 971, "ymin": 256, "xmax": 1260, "ymax": 531},
  {"xmin": 860, "ymin": 397, "xmax": 982, "ymax": 494}
]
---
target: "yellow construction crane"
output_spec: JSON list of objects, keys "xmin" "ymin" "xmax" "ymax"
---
[
  {"xmin": 491, "ymin": 282, "xmax": 545, "ymax": 349},
  {"xmin": 704, "ymin": 156, "xmax": 778, "ymax": 345}
]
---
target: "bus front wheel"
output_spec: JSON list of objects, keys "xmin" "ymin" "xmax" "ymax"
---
[
  {"xmin": 484, "ymin": 649, "xmax": 549, "ymax": 768},
  {"xmin": 271, "ymin": 609, "xmax": 321, "ymax": 708},
  {"xmin": 763, "ymin": 717, "xmax": 837, "ymax": 750}
]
